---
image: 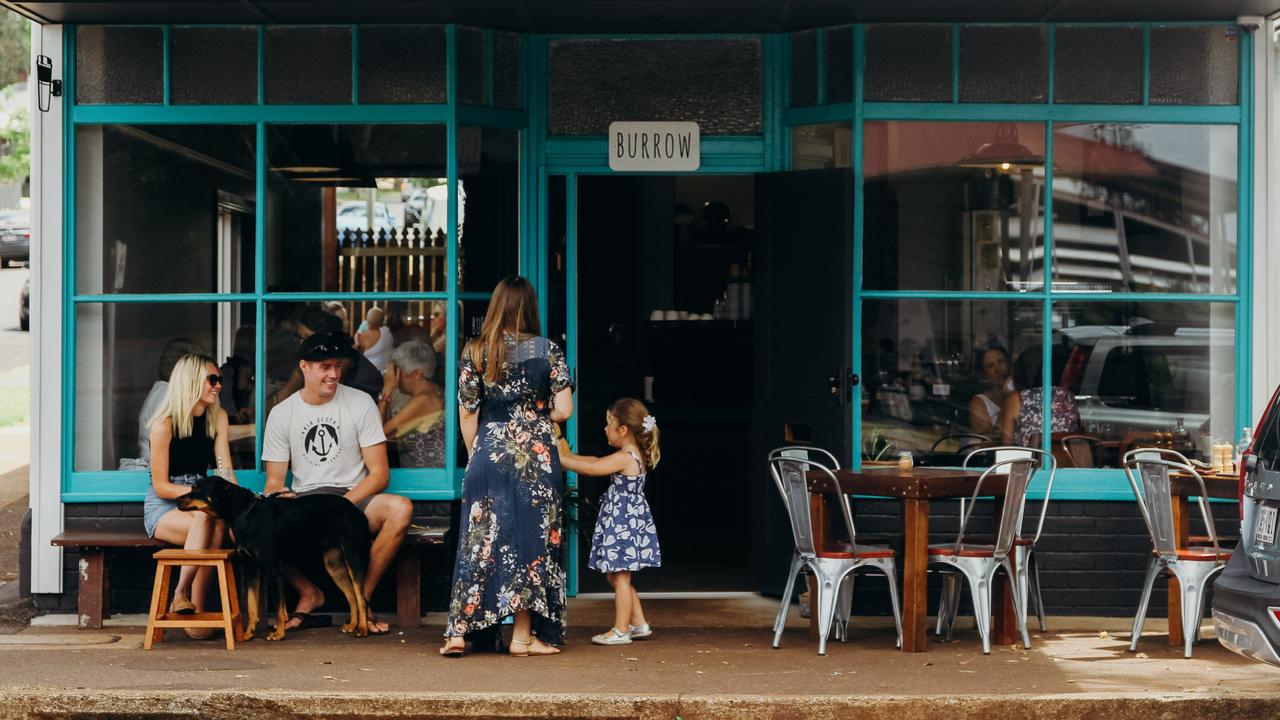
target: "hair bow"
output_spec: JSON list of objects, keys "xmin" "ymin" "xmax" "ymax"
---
[{"xmin": 642, "ymin": 415, "xmax": 658, "ymax": 433}]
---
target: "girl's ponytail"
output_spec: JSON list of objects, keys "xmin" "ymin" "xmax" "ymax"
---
[{"xmin": 608, "ymin": 397, "xmax": 661, "ymax": 470}]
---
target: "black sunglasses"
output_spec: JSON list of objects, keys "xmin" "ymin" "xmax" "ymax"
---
[{"xmin": 206, "ymin": 373, "xmax": 223, "ymax": 386}]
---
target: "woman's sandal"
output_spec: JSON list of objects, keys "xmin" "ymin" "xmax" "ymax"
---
[
  {"xmin": 509, "ymin": 636, "xmax": 561, "ymax": 657},
  {"xmin": 439, "ymin": 639, "xmax": 466, "ymax": 658}
]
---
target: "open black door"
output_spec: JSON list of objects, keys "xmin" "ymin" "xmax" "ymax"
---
[{"xmin": 750, "ymin": 168, "xmax": 854, "ymax": 595}]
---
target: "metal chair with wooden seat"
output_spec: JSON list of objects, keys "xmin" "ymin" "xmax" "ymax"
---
[
  {"xmin": 928, "ymin": 451, "xmax": 1043, "ymax": 653},
  {"xmin": 1122, "ymin": 449, "xmax": 1229, "ymax": 658},
  {"xmin": 768, "ymin": 449, "xmax": 903, "ymax": 655},
  {"xmin": 937, "ymin": 447, "xmax": 1057, "ymax": 639},
  {"xmin": 144, "ymin": 548, "xmax": 243, "ymax": 650}
]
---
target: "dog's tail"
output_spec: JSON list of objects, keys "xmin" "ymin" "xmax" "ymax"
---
[{"xmin": 341, "ymin": 514, "xmax": 372, "ymax": 586}]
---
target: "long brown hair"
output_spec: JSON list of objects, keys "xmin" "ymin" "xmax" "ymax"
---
[
  {"xmin": 609, "ymin": 397, "xmax": 661, "ymax": 471},
  {"xmin": 466, "ymin": 276, "xmax": 542, "ymax": 384}
]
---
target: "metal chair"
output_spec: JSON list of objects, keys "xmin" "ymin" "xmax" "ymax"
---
[
  {"xmin": 1122, "ymin": 448, "xmax": 1229, "ymax": 659},
  {"xmin": 928, "ymin": 450, "xmax": 1043, "ymax": 653},
  {"xmin": 929, "ymin": 433, "xmax": 991, "ymax": 456},
  {"xmin": 768, "ymin": 448, "xmax": 903, "ymax": 655},
  {"xmin": 1059, "ymin": 433, "xmax": 1103, "ymax": 468},
  {"xmin": 937, "ymin": 447, "xmax": 1057, "ymax": 639},
  {"xmin": 768, "ymin": 447, "xmax": 852, "ymax": 634}
]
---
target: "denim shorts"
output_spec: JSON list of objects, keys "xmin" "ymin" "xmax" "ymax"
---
[{"xmin": 142, "ymin": 473, "xmax": 203, "ymax": 538}]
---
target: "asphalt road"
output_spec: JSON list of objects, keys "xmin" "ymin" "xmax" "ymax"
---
[
  {"xmin": 0, "ymin": 266, "xmax": 28, "ymax": 373},
  {"xmin": 0, "ymin": 265, "xmax": 29, "ymax": 584}
]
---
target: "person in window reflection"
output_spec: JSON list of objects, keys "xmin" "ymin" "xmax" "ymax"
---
[
  {"xmin": 968, "ymin": 346, "xmax": 1013, "ymax": 436},
  {"xmin": 378, "ymin": 341, "xmax": 445, "ymax": 468},
  {"xmin": 356, "ymin": 306, "xmax": 394, "ymax": 372},
  {"xmin": 1000, "ymin": 347, "xmax": 1081, "ymax": 446},
  {"xmin": 142, "ymin": 354, "xmax": 237, "ymax": 639}
]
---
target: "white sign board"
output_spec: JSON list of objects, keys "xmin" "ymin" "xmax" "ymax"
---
[{"xmin": 609, "ymin": 121, "xmax": 700, "ymax": 172}]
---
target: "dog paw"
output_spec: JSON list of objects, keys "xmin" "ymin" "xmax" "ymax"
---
[
  {"xmin": 340, "ymin": 623, "xmax": 356, "ymax": 634},
  {"xmin": 266, "ymin": 631, "xmax": 286, "ymax": 641},
  {"xmin": 355, "ymin": 626, "xmax": 368, "ymax": 639}
]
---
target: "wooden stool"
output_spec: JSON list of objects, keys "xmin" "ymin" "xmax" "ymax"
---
[{"xmin": 144, "ymin": 549, "xmax": 243, "ymax": 650}]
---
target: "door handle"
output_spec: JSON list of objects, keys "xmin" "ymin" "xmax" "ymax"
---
[{"xmin": 828, "ymin": 370, "xmax": 860, "ymax": 406}]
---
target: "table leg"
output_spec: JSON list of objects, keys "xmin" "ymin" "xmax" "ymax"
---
[
  {"xmin": 1168, "ymin": 495, "xmax": 1191, "ymax": 646},
  {"xmin": 808, "ymin": 492, "xmax": 828, "ymax": 642},
  {"xmin": 992, "ymin": 492, "xmax": 1019, "ymax": 646},
  {"xmin": 993, "ymin": 555, "xmax": 1019, "ymax": 646},
  {"xmin": 901, "ymin": 498, "xmax": 929, "ymax": 653}
]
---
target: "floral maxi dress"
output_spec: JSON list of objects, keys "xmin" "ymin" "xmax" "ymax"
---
[{"xmin": 445, "ymin": 335, "xmax": 572, "ymax": 642}]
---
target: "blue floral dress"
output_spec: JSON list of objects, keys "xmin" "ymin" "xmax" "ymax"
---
[
  {"xmin": 589, "ymin": 451, "xmax": 662, "ymax": 573},
  {"xmin": 445, "ymin": 334, "xmax": 573, "ymax": 643}
]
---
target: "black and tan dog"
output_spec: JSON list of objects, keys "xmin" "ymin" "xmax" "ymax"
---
[{"xmin": 176, "ymin": 477, "xmax": 372, "ymax": 640}]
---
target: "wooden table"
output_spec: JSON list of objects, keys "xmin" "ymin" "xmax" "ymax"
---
[
  {"xmin": 1166, "ymin": 472, "xmax": 1239, "ymax": 646},
  {"xmin": 806, "ymin": 467, "xmax": 1013, "ymax": 653}
]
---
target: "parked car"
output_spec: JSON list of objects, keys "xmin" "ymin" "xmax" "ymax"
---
[
  {"xmin": 18, "ymin": 271, "xmax": 28, "ymax": 331},
  {"xmin": 1213, "ymin": 384, "xmax": 1280, "ymax": 666},
  {"xmin": 0, "ymin": 209, "xmax": 30, "ymax": 266},
  {"xmin": 335, "ymin": 200, "xmax": 394, "ymax": 236}
]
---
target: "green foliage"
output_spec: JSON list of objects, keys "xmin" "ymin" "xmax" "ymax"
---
[
  {"xmin": 0, "ymin": 108, "xmax": 28, "ymax": 184},
  {"xmin": 0, "ymin": 13, "xmax": 29, "ymax": 88}
]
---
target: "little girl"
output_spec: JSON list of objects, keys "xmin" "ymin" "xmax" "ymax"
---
[{"xmin": 558, "ymin": 398, "xmax": 662, "ymax": 646}]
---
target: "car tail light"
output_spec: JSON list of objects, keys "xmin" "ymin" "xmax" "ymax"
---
[
  {"xmin": 1270, "ymin": 607, "xmax": 1280, "ymax": 630},
  {"xmin": 1243, "ymin": 387, "xmax": 1280, "ymax": 519}
]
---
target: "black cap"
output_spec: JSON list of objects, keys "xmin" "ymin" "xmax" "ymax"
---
[{"xmin": 298, "ymin": 332, "xmax": 354, "ymax": 362}]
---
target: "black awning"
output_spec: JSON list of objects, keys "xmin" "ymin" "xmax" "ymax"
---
[{"xmin": 4, "ymin": 0, "xmax": 1279, "ymax": 31}]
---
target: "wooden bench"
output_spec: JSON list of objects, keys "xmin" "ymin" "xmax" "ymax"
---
[
  {"xmin": 51, "ymin": 530, "xmax": 168, "ymax": 629},
  {"xmin": 53, "ymin": 524, "xmax": 449, "ymax": 630}
]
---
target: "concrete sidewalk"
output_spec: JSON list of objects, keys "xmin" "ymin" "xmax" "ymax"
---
[{"xmin": 0, "ymin": 596, "xmax": 1277, "ymax": 718}]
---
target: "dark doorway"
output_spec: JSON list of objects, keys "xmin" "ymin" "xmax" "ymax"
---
[{"xmin": 576, "ymin": 175, "xmax": 757, "ymax": 592}]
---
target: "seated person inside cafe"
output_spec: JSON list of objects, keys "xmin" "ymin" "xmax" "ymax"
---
[
  {"xmin": 968, "ymin": 346, "xmax": 1013, "ymax": 436},
  {"xmin": 261, "ymin": 332, "xmax": 413, "ymax": 634},
  {"xmin": 1000, "ymin": 346, "xmax": 1081, "ymax": 446},
  {"xmin": 378, "ymin": 340, "xmax": 445, "ymax": 468}
]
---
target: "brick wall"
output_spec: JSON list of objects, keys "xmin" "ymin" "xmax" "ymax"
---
[
  {"xmin": 844, "ymin": 498, "xmax": 1240, "ymax": 617},
  {"xmin": 23, "ymin": 500, "xmax": 459, "ymax": 616}
]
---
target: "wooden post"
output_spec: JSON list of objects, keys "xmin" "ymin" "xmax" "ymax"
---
[
  {"xmin": 396, "ymin": 547, "xmax": 422, "ymax": 629},
  {"xmin": 901, "ymin": 498, "xmax": 930, "ymax": 652},
  {"xmin": 77, "ymin": 548, "xmax": 106, "ymax": 630}
]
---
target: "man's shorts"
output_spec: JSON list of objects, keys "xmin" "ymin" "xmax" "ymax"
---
[{"xmin": 294, "ymin": 486, "xmax": 375, "ymax": 512}]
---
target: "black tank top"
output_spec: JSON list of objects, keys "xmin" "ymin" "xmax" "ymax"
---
[{"xmin": 169, "ymin": 413, "xmax": 215, "ymax": 476}]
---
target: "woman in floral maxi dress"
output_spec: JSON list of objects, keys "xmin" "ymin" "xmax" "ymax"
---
[{"xmin": 440, "ymin": 276, "xmax": 574, "ymax": 657}]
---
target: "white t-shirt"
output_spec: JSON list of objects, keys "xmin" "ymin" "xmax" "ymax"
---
[{"xmin": 261, "ymin": 384, "xmax": 387, "ymax": 492}]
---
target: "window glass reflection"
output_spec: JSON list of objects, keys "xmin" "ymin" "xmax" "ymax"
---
[
  {"xmin": 861, "ymin": 299, "xmax": 1040, "ymax": 465},
  {"xmin": 74, "ymin": 302, "xmax": 256, "ymax": 472},
  {"xmin": 1051, "ymin": 301, "xmax": 1234, "ymax": 468},
  {"xmin": 266, "ymin": 125, "xmax": 447, "ymax": 293},
  {"xmin": 1052, "ymin": 124, "xmax": 1238, "ymax": 294},
  {"xmin": 263, "ymin": 302, "xmax": 446, "ymax": 469},
  {"xmin": 792, "ymin": 123, "xmax": 852, "ymax": 170},
  {"xmin": 863, "ymin": 122, "xmax": 1046, "ymax": 291},
  {"xmin": 75, "ymin": 125, "xmax": 256, "ymax": 295},
  {"xmin": 457, "ymin": 127, "xmax": 520, "ymax": 292}
]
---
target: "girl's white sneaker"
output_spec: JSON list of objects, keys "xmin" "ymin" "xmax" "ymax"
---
[
  {"xmin": 629, "ymin": 623, "xmax": 653, "ymax": 639},
  {"xmin": 591, "ymin": 627, "xmax": 633, "ymax": 645}
]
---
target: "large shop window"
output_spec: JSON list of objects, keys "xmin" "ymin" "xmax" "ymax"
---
[
  {"xmin": 74, "ymin": 302, "xmax": 257, "ymax": 472},
  {"xmin": 75, "ymin": 125, "xmax": 257, "ymax": 295},
  {"xmin": 265, "ymin": 124, "xmax": 447, "ymax": 293},
  {"xmin": 860, "ymin": 120, "xmax": 1239, "ymax": 468}
]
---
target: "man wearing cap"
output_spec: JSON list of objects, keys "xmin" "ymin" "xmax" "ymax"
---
[{"xmin": 261, "ymin": 332, "xmax": 412, "ymax": 635}]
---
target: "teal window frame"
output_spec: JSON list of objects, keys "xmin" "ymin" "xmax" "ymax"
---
[
  {"xmin": 780, "ymin": 23, "xmax": 1253, "ymax": 501},
  {"xmin": 62, "ymin": 23, "xmax": 529, "ymax": 502}
]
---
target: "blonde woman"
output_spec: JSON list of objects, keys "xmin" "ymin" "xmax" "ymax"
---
[{"xmin": 143, "ymin": 354, "xmax": 237, "ymax": 636}]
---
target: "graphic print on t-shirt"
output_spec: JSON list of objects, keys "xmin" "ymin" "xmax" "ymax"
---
[{"xmin": 301, "ymin": 416, "xmax": 342, "ymax": 467}]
